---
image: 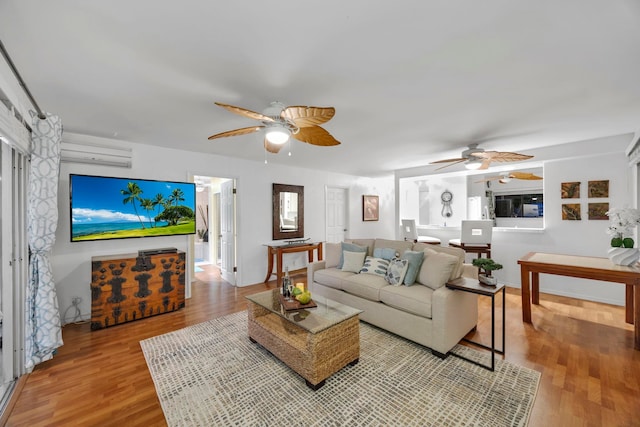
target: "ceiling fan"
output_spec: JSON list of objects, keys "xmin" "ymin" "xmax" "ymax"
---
[
  {"xmin": 475, "ymin": 171, "xmax": 543, "ymax": 184},
  {"xmin": 429, "ymin": 143, "xmax": 533, "ymax": 170},
  {"xmin": 208, "ymin": 101, "xmax": 340, "ymax": 153}
]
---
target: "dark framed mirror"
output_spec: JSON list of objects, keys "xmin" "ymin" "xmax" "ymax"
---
[{"xmin": 272, "ymin": 183, "xmax": 304, "ymax": 240}]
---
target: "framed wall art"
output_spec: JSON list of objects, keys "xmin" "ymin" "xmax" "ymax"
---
[
  {"xmin": 362, "ymin": 195, "xmax": 379, "ymax": 221},
  {"xmin": 588, "ymin": 202, "xmax": 609, "ymax": 220},
  {"xmin": 561, "ymin": 182, "xmax": 580, "ymax": 199},
  {"xmin": 588, "ymin": 180, "xmax": 609, "ymax": 198},
  {"xmin": 562, "ymin": 203, "xmax": 581, "ymax": 220}
]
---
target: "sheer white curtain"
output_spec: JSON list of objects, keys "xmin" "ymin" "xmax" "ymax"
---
[{"xmin": 25, "ymin": 112, "xmax": 63, "ymax": 370}]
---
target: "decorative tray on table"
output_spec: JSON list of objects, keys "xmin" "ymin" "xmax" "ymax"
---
[{"xmin": 278, "ymin": 294, "xmax": 317, "ymax": 311}]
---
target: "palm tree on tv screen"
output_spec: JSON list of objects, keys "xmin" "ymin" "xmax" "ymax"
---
[
  {"xmin": 169, "ymin": 188, "xmax": 185, "ymax": 206},
  {"xmin": 140, "ymin": 198, "xmax": 155, "ymax": 228},
  {"xmin": 152, "ymin": 193, "xmax": 165, "ymax": 222},
  {"xmin": 120, "ymin": 182, "xmax": 145, "ymax": 229}
]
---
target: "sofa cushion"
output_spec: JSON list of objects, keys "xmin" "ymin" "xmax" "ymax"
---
[
  {"xmin": 373, "ymin": 247, "xmax": 397, "ymax": 260},
  {"xmin": 342, "ymin": 250, "xmax": 367, "ymax": 273},
  {"xmin": 313, "ymin": 268, "xmax": 355, "ymax": 291},
  {"xmin": 373, "ymin": 239, "xmax": 413, "ymax": 256},
  {"xmin": 379, "ymin": 284, "xmax": 434, "ymax": 318},
  {"xmin": 385, "ymin": 258, "xmax": 409, "ymax": 285},
  {"xmin": 345, "ymin": 239, "xmax": 375, "ymax": 256},
  {"xmin": 324, "ymin": 242, "xmax": 342, "ymax": 268},
  {"xmin": 338, "ymin": 242, "xmax": 367, "ymax": 268},
  {"xmin": 418, "ymin": 248, "xmax": 459, "ymax": 290},
  {"xmin": 342, "ymin": 273, "xmax": 388, "ymax": 302},
  {"xmin": 413, "ymin": 243, "xmax": 464, "ymax": 280},
  {"xmin": 401, "ymin": 250, "xmax": 425, "ymax": 286},
  {"xmin": 359, "ymin": 256, "xmax": 390, "ymax": 277}
]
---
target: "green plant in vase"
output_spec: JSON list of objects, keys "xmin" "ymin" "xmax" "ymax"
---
[{"xmin": 472, "ymin": 258, "xmax": 503, "ymax": 286}]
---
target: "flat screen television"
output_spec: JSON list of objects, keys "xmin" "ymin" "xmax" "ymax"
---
[{"xmin": 70, "ymin": 174, "xmax": 196, "ymax": 242}]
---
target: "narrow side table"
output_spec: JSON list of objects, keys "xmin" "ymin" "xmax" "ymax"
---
[{"xmin": 446, "ymin": 276, "xmax": 505, "ymax": 371}]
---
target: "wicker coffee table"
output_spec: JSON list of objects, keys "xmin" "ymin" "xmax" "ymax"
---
[{"xmin": 246, "ymin": 289, "xmax": 362, "ymax": 390}]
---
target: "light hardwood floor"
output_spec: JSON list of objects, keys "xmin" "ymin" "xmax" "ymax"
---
[{"xmin": 5, "ymin": 265, "xmax": 640, "ymax": 426}]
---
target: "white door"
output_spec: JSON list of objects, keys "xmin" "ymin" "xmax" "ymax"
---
[
  {"xmin": 220, "ymin": 179, "xmax": 236, "ymax": 285},
  {"xmin": 326, "ymin": 187, "xmax": 348, "ymax": 243}
]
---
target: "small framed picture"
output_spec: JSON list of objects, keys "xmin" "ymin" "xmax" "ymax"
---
[
  {"xmin": 562, "ymin": 203, "xmax": 581, "ymax": 220},
  {"xmin": 588, "ymin": 202, "xmax": 609, "ymax": 220},
  {"xmin": 362, "ymin": 195, "xmax": 379, "ymax": 221},
  {"xmin": 588, "ymin": 180, "xmax": 609, "ymax": 198},
  {"xmin": 561, "ymin": 182, "xmax": 580, "ymax": 199}
]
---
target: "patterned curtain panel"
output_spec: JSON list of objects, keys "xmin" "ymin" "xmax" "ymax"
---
[{"xmin": 25, "ymin": 112, "xmax": 64, "ymax": 371}]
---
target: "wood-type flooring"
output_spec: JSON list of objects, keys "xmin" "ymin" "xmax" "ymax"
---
[{"xmin": 5, "ymin": 265, "xmax": 640, "ymax": 426}]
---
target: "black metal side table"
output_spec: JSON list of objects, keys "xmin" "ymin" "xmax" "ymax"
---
[{"xmin": 446, "ymin": 276, "xmax": 505, "ymax": 371}]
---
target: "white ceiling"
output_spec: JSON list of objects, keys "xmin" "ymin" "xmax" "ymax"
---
[{"xmin": 1, "ymin": 1, "xmax": 639, "ymax": 176}]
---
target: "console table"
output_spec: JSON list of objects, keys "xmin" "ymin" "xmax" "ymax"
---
[
  {"xmin": 263, "ymin": 242, "xmax": 323, "ymax": 284},
  {"xmin": 518, "ymin": 252, "xmax": 640, "ymax": 350}
]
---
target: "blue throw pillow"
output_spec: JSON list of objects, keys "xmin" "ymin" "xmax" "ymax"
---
[
  {"xmin": 373, "ymin": 247, "xmax": 397, "ymax": 261},
  {"xmin": 338, "ymin": 242, "xmax": 367, "ymax": 268},
  {"xmin": 402, "ymin": 250, "xmax": 425, "ymax": 286}
]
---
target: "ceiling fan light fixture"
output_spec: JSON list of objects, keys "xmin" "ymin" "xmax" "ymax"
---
[
  {"xmin": 465, "ymin": 158, "xmax": 482, "ymax": 170},
  {"xmin": 265, "ymin": 124, "xmax": 291, "ymax": 145}
]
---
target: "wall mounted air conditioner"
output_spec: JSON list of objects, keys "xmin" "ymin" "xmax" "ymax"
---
[{"xmin": 60, "ymin": 140, "xmax": 132, "ymax": 168}]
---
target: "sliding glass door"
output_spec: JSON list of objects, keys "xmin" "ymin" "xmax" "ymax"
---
[{"xmin": 0, "ymin": 140, "xmax": 28, "ymax": 409}]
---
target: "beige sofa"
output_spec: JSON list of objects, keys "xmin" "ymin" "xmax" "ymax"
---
[{"xmin": 307, "ymin": 238, "xmax": 478, "ymax": 357}]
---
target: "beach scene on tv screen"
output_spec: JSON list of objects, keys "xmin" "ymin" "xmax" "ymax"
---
[{"xmin": 71, "ymin": 175, "xmax": 196, "ymax": 241}]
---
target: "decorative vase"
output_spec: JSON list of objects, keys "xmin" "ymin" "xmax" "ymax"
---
[
  {"xmin": 607, "ymin": 247, "xmax": 640, "ymax": 266},
  {"xmin": 478, "ymin": 274, "xmax": 497, "ymax": 286}
]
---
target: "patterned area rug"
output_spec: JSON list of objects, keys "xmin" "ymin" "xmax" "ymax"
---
[{"xmin": 141, "ymin": 311, "xmax": 540, "ymax": 427}]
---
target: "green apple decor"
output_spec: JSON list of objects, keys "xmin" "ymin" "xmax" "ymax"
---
[{"xmin": 472, "ymin": 258, "xmax": 503, "ymax": 286}]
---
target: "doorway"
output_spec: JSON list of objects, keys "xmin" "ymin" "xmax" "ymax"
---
[
  {"xmin": 192, "ymin": 175, "xmax": 237, "ymax": 288},
  {"xmin": 325, "ymin": 186, "xmax": 348, "ymax": 243}
]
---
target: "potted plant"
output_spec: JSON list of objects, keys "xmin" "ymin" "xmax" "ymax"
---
[
  {"xmin": 472, "ymin": 258, "xmax": 503, "ymax": 286},
  {"xmin": 606, "ymin": 207, "xmax": 640, "ymax": 265},
  {"xmin": 197, "ymin": 229, "xmax": 206, "ymax": 242}
]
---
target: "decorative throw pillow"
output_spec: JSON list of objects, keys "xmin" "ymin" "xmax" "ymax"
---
[
  {"xmin": 341, "ymin": 250, "xmax": 367, "ymax": 273},
  {"xmin": 359, "ymin": 256, "xmax": 390, "ymax": 277},
  {"xmin": 402, "ymin": 250, "xmax": 425, "ymax": 286},
  {"xmin": 418, "ymin": 249, "xmax": 459, "ymax": 290},
  {"xmin": 338, "ymin": 242, "xmax": 367, "ymax": 269},
  {"xmin": 385, "ymin": 258, "xmax": 409, "ymax": 286},
  {"xmin": 373, "ymin": 247, "xmax": 397, "ymax": 261}
]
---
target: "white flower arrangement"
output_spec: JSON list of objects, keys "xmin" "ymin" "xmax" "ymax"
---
[{"xmin": 606, "ymin": 207, "xmax": 640, "ymax": 247}]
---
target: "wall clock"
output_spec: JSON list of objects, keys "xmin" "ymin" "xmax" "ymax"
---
[{"xmin": 441, "ymin": 190, "xmax": 453, "ymax": 218}]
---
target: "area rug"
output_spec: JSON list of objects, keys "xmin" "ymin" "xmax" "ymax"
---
[{"xmin": 141, "ymin": 311, "xmax": 540, "ymax": 427}]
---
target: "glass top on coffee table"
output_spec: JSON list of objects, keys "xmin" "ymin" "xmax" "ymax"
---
[{"xmin": 245, "ymin": 289, "xmax": 362, "ymax": 334}]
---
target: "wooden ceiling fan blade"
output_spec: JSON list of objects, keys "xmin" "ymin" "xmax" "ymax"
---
[
  {"xmin": 433, "ymin": 158, "xmax": 467, "ymax": 171},
  {"xmin": 511, "ymin": 172, "xmax": 542, "ymax": 180},
  {"xmin": 282, "ymin": 106, "xmax": 336, "ymax": 127},
  {"xmin": 429, "ymin": 157, "xmax": 466, "ymax": 165},
  {"xmin": 292, "ymin": 126, "xmax": 340, "ymax": 146},
  {"xmin": 264, "ymin": 138, "xmax": 284, "ymax": 154},
  {"xmin": 479, "ymin": 159, "xmax": 492, "ymax": 169},
  {"xmin": 207, "ymin": 125, "xmax": 264, "ymax": 140},
  {"xmin": 214, "ymin": 102, "xmax": 275, "ymax": 123},
  {"xmin": 475, "ymin": 151, "xmax": 533, "ymax": 163}
]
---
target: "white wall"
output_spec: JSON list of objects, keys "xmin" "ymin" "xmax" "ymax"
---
[
  {"xmin": 52, "ymin": 135, "xmax": 395, "ymax": 324},
  {"xmin": 396, "ymin": 134, "xmax": 635, "ymax": 306}
]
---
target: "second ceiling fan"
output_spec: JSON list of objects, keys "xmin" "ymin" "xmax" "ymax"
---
[
  {"xmin": 208, "ymin": 101, "xmax": 341, "ymax": 154},
  {"xmin": 430, "ymin": 143, "xmax": 533, "ymax": 170},
  {"xmin": 475, "ymin": 171, "xmax": 543, "ymax": 184}
]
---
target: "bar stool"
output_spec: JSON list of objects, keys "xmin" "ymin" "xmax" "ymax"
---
[
  {"xmin": 448, "ymin": 220, "xmax": 493, "ymax": 258},
  {"xmin": 401, "ymin": 219, "xmax": 441, "ymax": 245}
]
